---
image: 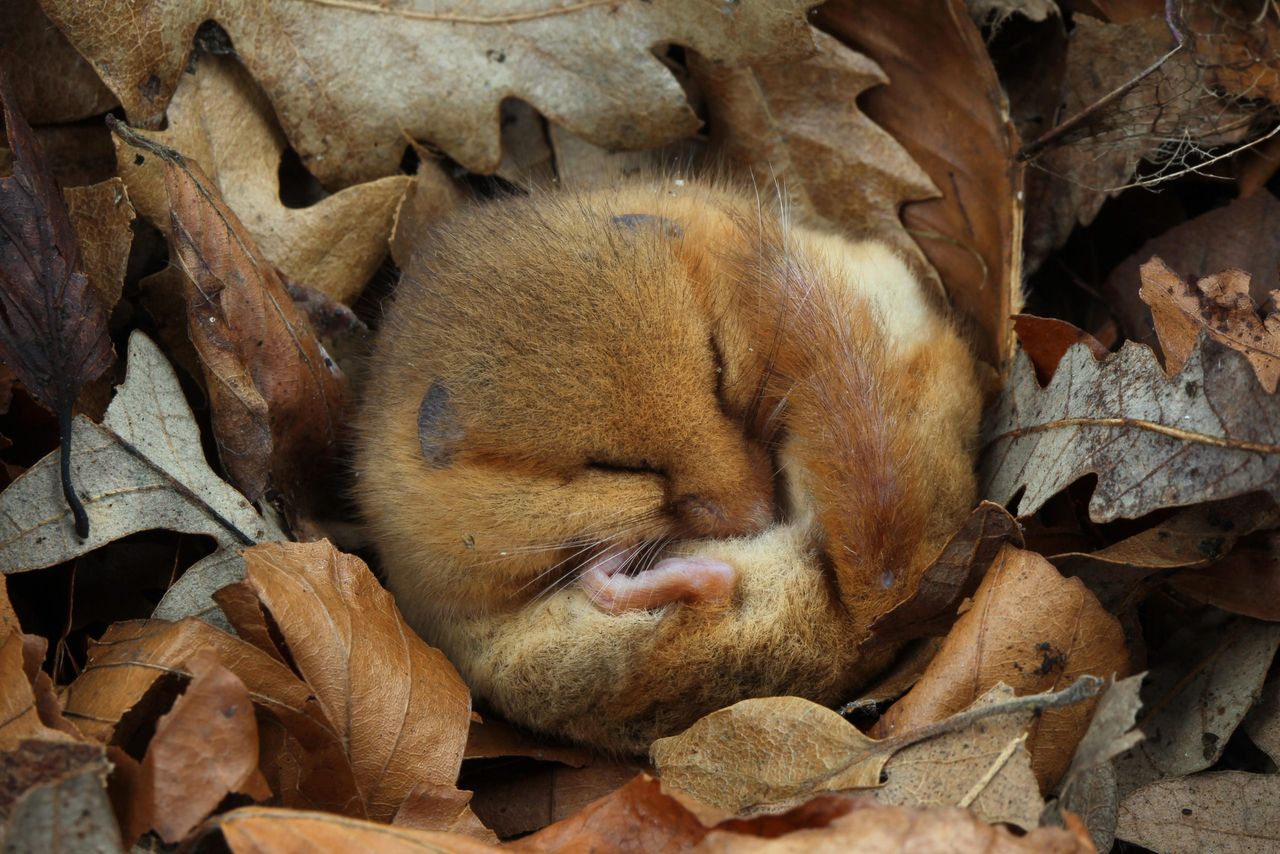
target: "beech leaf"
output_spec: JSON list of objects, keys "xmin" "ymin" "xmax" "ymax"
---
[
  {"xmin": 0, "ymin": 68, "xmax": 113, "ymax": 537},
  {"xmin": 982, "ymin": 337, "xmax": 1280, "ymax": 522},
  {"xmin": 1116, "ymin": 771, "xmax": 1280, "ymax": 854},
  {"xmin": 41, "ymin": 0, "xmax": 819, "ymax": 185}
]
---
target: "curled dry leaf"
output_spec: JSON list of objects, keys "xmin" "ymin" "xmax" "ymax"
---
[
  {"xmin": 0, "ymin": 632, "xmax": 76, "ymax": 751},
  {"xmin": 131, "ymin": 649, "xmax": 271, "ymax": 844},
  {"xmin": 982, "ymin": 338, "xmax": 1280, "ymax": 522},
  {"xmin": 0, "ymin": 69, "xmax": 113, "ymax": 537},
  {"xmin": 1114, "ymin": 617, "xmax": 1280, "ymax": 796},
  {"xmin": 1012, "ymin": 315, "xmax": 1110, "ymax": 385},
  {"xmin": 869, "ymin": 501, "xmax": 1023, "ymax": 644},
  {"xmin": 693, "ymin": 28, "xmax": 938, "ymax": 293},
  {"xmin": 112, "ymin": 121, "xmax": 346, "ymax": 520},
  {"xmin": 235, "ymin": 540, "xmax": 472, "ymax": 823},
  {"xmin": 0, "ymin": 334, "xmax": 282, "ymax": 633},
  {"xmin": 816, "ymin": 0, "xmax": 1023, "ymax": 367},
  {"xmin": 117, "ymin": 54, "xmax": 412, "ymax": 304},
  {"xmin": 1116, "ymin": 771, "xmax": 1280, "ymax": 854},
  {"xmin": 873, "ymin": 545, "xmax": 1128, "ymax": 790},
  {"xmin": 1140, "ymin": 257, "xmax": 1280, "ymax": 393},
  {"xmin": 42, "ymin": 0, "xmax": 817, "ymax": 185}
]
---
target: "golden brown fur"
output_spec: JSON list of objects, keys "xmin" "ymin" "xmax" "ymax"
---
[{"xmin": 355, "ymin": 179, "xmax": 981, "ymax": 752}]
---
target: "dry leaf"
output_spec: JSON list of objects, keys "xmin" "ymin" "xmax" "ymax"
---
[
  {"xmin": 0, "ymin": 740, "xmax": 121, "ymax": 853},
  {"xmin": 817, "ymin": 0, "xmax": 1024, "ymax": 368},
  {"xmin": 388, "ymin": 155, "xmax": 464, "ymax": 269},
  {"xmin": 112, "ymin": 122, "xmax": 346, "ymax": 520},
  {"xmin": 0, "ymin": 68, "xmax": 113, "ymax": 537},
  {"xmin": 42, "ymin": 1, "xmax": 818, "ymax": 185},
  {"xmin": 133, "ymin": 649, "xmax": 271, "ymax": 843},
  {"xmin": 1170, "ymin": 532, "xmax": 1280, "ymax": 621},
  {"xmin": 467, "ymin": 760, "xmax": 643, "ymax": 839},
  {"xmin": 652, "ymin": 678, "xmax": 1100, "ymax": 815},
  {"xmin": 693, "ymin": 27, "xmax": 938, "ymax": 294},
  {"xmin": 214, "ymin": 807, "xmax": 500, "ymax": 854},
  {"xmin": 839, "ymin": 639, "xmax": 942, "ymax": 717},
  {"xmin": 1104, "ymin": 191, "xmax": 1280, "ymax": 349},
  {"xmin": 1114, "ymin": 617, "xmax": 1280, "ymax": 795},
  {"xmin": 1243, "ymin": 671, "xmax": 1280, "ymax": 765},
  {"xmin": 392, "ymin": 784, "xmax": 496, "ymax": 843},
  {"xmin": 547, "ymin": 124, "xmax": 696, "ymax": 190},
  {"xmin": 982, "ymin": 337, "xmax": 1280, "ymax": 522},
  {"xmin": 1140, "ymin": 257, "xmax": 1280, "ymax": 392},
  {"xmin": 1116, "ymin": 771, "xmax": 1280, "ymax": 854},
  {"xmin": 869, "ymin": 502, "xmax": 1023, "ymax": 644},
  {"xmin": 236, "ymin": 540, "xmax": 472, "ymax": 822},
  {"xmin": 64, "ymin": 178, "xmax": 135, "ymax": 310},
  {"xmin": 874, "ymin": 545, "xmax": 1128, "ymax": 789},
  {"xmin": 0, "ymin": 334, "xmax": 282, "ymax": 632},
  {"xmin": 1012, "ymin": 315, "xmax": 1110, "ymax": 384},
  {"xmin": 117, "ymin": 54, "xmax": 412, "ymax": 304},
  {"xmin": 464, "ymin": 716, "xmax": 592, "ymax": 767},
  {"xmin": 0, "ymin": 0, "xmax": 117, "ymax": 124},
  {"xmin": 0, "ymin": 632, "xmax": 74, "ymax": 751}
]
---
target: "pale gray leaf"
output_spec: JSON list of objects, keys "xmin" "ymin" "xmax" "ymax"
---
[{"xmin": 1116, "ymin": 771, "xmax": 1280, "ymax": 854}]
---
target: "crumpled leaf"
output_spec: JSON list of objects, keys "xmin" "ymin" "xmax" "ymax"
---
[
  {"xmin": 692, "ymin": 27, "xmax": 938, "ymax": 294},
  {"xmin": 0, "ymin": 333, "xmax": 282, "ymax": 634},
  {"xmin": 1140, "ymin": 257, "xmax": 1280, "ymax": 392},
  {"xmin": 1116, "ymin": 771, "xmax": 1280, "ymax": 854},
  {"xmin": 232, "ymin": 540, "xmax": 472, "ymax": 823},
  {"xmin": 652, "ymin": 677, "xmax": 1100, "ymax": 816},
  {"xmin": 42, "ymin": 0, "xmax": 818, "ymax": 185},
  {"xmin": 869, "ymin": 502, "xmax": 1023, "ymax": 644},
  {"xmin": 117, "ymin": 54, "xmax": 412, "ymax": 304},
  {"xmin": 0, "ymin": 740, "xmax": 122, "ymax": 854},
  {"xmin": 874, "ymin": 546, "xmax": 1127, "ymax": 790},
  {"xmin": 0, "ymin": 0, "xmax": 117, "ymax": 124},
  {"xmin": 131, "ymin": 649, "xmax": 271, "ymax": 844},
  {"xmin": 112, "ymin": 121, "xmax": 346, "ymax": 520},
  {"xmin": 816, "ymin": 0, "xmax": 1024, "ymax": 367},
  {"xmin": 0, "ymin": 68, "xmax": 113, "ymax": 537},
  {"xmin": 982, "ymin": 337, "xmax": 1280, "ymax": 522},
  {"xmin": 1115, "ymin": 616, "xmax": 1280, "ymax": 796}
]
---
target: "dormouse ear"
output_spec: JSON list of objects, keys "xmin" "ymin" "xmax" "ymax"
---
[
  {"xmin": 418, "ymin": 380, "xmax": 463, "ymax": 468},
  {"xmin": 609, "ymin": 213, "xmax": 684, "ymax": 240}
]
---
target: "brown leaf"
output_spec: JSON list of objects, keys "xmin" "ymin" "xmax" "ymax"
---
[
  {"xmin": 64, "ymin": 178, "xmax": 134, "ymax": 314},
  {"xmin": 0, "ymin": 632, "xmax": 74, "ymax": 751},
  {"xmin": 696, "ymin": 801, "xmax": 1094, "ymax": 853},
  {"xmin": 547, "ymin": 123, "xmax": 697, "ymax": 190},
  {"xmin": 133, "ymin": 649, "xmax": 271, "ymax": 843},
  {"xmin": 0, "ymin": 0, "xmax": 117, "ymax": 123},
  {"xmin": 1116, "ymin": 771, "xmax": 1280, "ymax": 854},
  {"xmin": 1012, "ymin": 315, "xmax": 1110, "ymax": 384},
  {"xmin": 42, "ymin": 1, "xmax": 818, "ymax": 185},
  {"xmin": 839, "ymin": 639, "xmax": 942, "ymax": 717},
  {"xmin": 0, "ymin": 69, "xmax": 113, "ymax": 537},
  {"xmin": 874, "ymin": 545, "xmax": 1129, "ymax": 789},
  {"xmin": 1114, "ymin": 617, "xmax": 1280, "ymax": 795},
  {"xmin": 388, "ymin": 155, "xmax": 464, "ymax": 269},
  {"xmin": 1170, "ymin": 532, "xmax": 1280, "ymax": 621},
  {"xmin": 467, "ymin": 760, "xmax": 644, "ymax": 839},
  {"xmin": 982, "ymin": 337, "xmax": 1280, "ymax": 522},
  {"xmin": 393, "ymin": 784, "xmax": 496, "ymax": 843},
  {"xmin": 693, "ymin": 27, "xmax": 938, "ymax": 297},
  {"xmin": 869, "ymin": 502, "xmax": 1023, "ymax": 644},
  {"xmin": 117, "ymin": 54, "xmax": 412, "ymax": 304},
  {"xmin": 817, "ymin": 0, "xmax": 1024, "ymax": 368},
  {"xmin": 464, "ymin": 715, "xmax": 592, "ymax": 767},
  {"xmin": 1140, "ymin": 257, "xmax": 1280, "ymax": 392},
  {"xmin": 236, "ymin": 540, "xmax": 471, "ymax": 822},
  {"xmin": 215, "ymin": 806, "xmax": 501, "ymax": 854},
  {"xmin": 111, "ymin": 121, "xmax": 346, "ymax": 520}
]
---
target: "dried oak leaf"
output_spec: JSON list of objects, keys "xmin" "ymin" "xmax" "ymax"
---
[
  {"xmin": 652, "ymin": 677, "xmax": 1099, "ymax": 818},
  {"xmin": 1140, "ymin": 257, "xmax": 1280, "ymax": 393},
  {"xmin": 1116, "ymin": 771, "xmax": 1280, "ymax": 854},
  {"xmin": 1114, "ymin": 616, "xmax": 1280, "ymax": 796},
  {"xmin": 982, "ymin": 337, "xmax": 1280, "ymax": 522},
  {"xmin": 118, "ymin": 54, "xmax": 412, "ymax": 304},
  {"xmin": 132, "ymin": 649, "xmax": 270, "ymax": 844},
  {"xmin": 0, "ymin": 68, "xmax": 113, "ymax": 537},
  {"xmin": 233, "ymin": 540, "xmax": 472, "ymax": 823},
  {"xmin": 112, "ymin": 122, "xmax": 345, "ymax": 519},
  {"xmin": 692, "ymin": 27, "xmax": 939, "ymax": 297},
  {"xmin": 816, "ymin": 0, "xmax": 1024, "ymax": 368},
  {"xmin": 873, "ymin": 545, "xmax": 1128, "ymax": 790},
  {"xmin": 0, "ymin": 740, "xmax": 121, "ymax": 854},
  {"xmin": 60, "ymin": 617, "xmax": 363, "ymax": 817},
  {"xmin": 1012, "ymin": 315, "xmax": 1110, "ymax": 384},
  {"xmin": 42, "ymin": 0, "xmax": 818, "ymax": 186},
  {"xmin": 0, "ymin": 333, "xmax": 283, "ymax": 630},
  {"xmin": 0, "ymin": 0, "xmax": 117, "ymax": 124}
]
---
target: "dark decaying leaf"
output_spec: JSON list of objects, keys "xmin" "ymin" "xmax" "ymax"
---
[{"xmin": 0, "ymin": 68, "xmax": 113, "ymax": 537}]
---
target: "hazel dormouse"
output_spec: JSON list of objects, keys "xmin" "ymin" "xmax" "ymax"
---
[{"xmin": 354, "ymin": 178, "xmax": 982, "ymax": 752}]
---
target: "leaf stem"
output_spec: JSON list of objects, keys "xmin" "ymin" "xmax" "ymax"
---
[{"xmin": 58, "ymin": 407, "xmax": 89, "ymax": 538}]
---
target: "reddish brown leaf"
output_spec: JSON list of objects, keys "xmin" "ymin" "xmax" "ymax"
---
[
  {"xmin": 1013, "ymin": 315, "xmax": 1110, "ymax": 384},
  {"xmin": 0, "ymin": 632, "xmax": 75, "ymax": 751},
  {"xmin": 1171, "ymin": 532, "xmax": 1280, "ymax": 621},
  {"xmin": 0, "ymin": 0, "xmax": 117, "ymax": 124},
  {"xmin": 215, "ymin": 806, "xmax": 501, "ymax": 854},
  {"xmin": 874, "ymin": 545, "xmax": 1129, "ymax": 790},
  {"xmin": 392, "ymin": 784, "xmax": 496, "ymax": 842},
  {"xmin": 0, "ymin": 69, "xmax": 113, "ymax": 536},
  {"xmin": 816, "ymin": 0, "xmax": 1024, "ymax": 368},
  {"xmin": 109, "ymin": 121, "xmax": 345, "ymax": 523},
  {"xmin": 237, "ymin": 540, "xmax": 472, "ymax": 822},
  {"xmin": 468, "ymin": 760, "xmax": 645, "ymax": 840},
  {"xmin": 464, "ymin": 715, "xmax": 592, "ymax": 767}
]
